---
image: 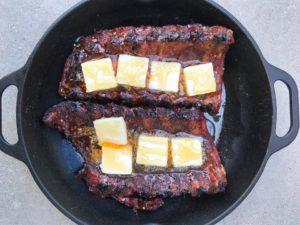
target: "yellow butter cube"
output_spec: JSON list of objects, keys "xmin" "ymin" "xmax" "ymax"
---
[
  {"xmin": 171, "ymin": 137, "xmax": 203, "ymax": 167},
  {"xmin": 93, "ymin": 117, "xmax": 127, "ymax": 145},
  {"xmin": 183, "ymin": 63, "xmax": 216, "ymax": 96},
  {"xmin": 116, "ymin": 54, "xmax": 149, "ymax": 88},
  {"xmin": 148, "ymin": 61, "xmax": 181, "ymax": 92},
  {"xmin": 81, "ymin": 58, "xmax": 117, "ymax": 92},
  {"xmin": 136, "ymin": 134, "xmax": 169, "ymax": 167},
  {"xmin": 101, "ymin": 143, "xmax": 132, "ymax": 175}
]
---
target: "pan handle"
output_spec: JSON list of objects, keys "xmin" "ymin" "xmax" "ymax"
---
[
  {"xmin": 267, "ymin": 63, "xmax": 299, "ymax": 156},
  {"xmin": 0, "ymin": 67, "xmax": 27, "ymax": 164}
]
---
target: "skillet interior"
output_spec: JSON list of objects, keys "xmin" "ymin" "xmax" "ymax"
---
[{"xmin": 20, "ymin": 1, "xmax": 273, "ymax": 224}]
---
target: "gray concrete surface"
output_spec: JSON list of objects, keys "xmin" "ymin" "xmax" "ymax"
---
[{"xmin": 0, "ymin": 0, "xmax": 299, "ymax": 224}]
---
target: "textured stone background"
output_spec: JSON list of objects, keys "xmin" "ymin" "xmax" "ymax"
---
[{"xmin": 0, "ymin": 0, "xmax": 299, "ymax": 224}]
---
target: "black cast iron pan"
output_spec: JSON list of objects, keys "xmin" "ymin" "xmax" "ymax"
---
[{"xmin": 0, "ymin": 1, "xmax": 299, "ymax": 224}]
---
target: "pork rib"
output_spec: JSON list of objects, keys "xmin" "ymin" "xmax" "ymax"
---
[
  {"xmin": 43, "ymin": 101, "xmax": 226, "ymax": 210},
  {"xmin": 59, "ymin": 24, "xmax": 234, "ymax": 113}
]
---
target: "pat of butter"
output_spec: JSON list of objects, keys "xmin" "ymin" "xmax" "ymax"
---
[
  {"xmin": 101, "ymin": 143, "xmax": 132, "ymax": 175},
  {"xmin": 148, "ymin": 61, "xmax": 181, "ymax": 92},
  {"xmin": 171, "ymin": 137, "xmax": 203, "ymax": 167},
  {"xmin": 93, "ymin": 117, "xmax": 127, "ymax": 145},
  {"xmin": 136, "ymin": 134, "xmax": 169, "ymax": 167},
  {"xmin": 116, "ymin": 54, "xmax": 149, "ymax": 88},
  {"xmin": 183, "ymin": 63, "xmax": 216, "ymax": 96},
  {"xmin": 81, "ymin": 58, "xmax": 117, "ymax": 92}
]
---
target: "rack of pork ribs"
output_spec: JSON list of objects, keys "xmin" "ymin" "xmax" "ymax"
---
[{"xmin": 43, "ymin": 24, "xmax": 234, "ymax": 211}]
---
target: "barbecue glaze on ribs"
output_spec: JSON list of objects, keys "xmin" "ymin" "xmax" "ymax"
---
[
  {"xmin": 43, "ymin": 101, "xmax": 226, "ymax": 210},
  {"xmin": 59, "ymin": 24, "xmax": 234, "ymax": 113}
]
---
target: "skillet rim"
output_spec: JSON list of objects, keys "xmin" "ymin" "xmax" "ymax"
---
[{"xmin": 16, "ymin": 0, "xmax": 276, "ymax": 224}]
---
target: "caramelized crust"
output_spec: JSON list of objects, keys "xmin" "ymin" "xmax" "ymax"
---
[
  {"xmin": 43, "ymin": 101, "xmax": 226, "ymax": 210},
  {"xmin": 59, "ymin": 24, "xmax": 234, "ymax": 113}
]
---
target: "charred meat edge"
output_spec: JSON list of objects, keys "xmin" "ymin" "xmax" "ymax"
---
[
  {"xmin": 59, "ymin": 24, "xmax": 234, "ymax": 114},
  {"xmin": 43, "ymin": 101, "xmax": 226, "ymax": 210}
]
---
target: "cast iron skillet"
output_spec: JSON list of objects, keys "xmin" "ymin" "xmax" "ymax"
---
[{"xmin": 0, "ymin": 1, "xmax": 299, "ymax": 224}]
